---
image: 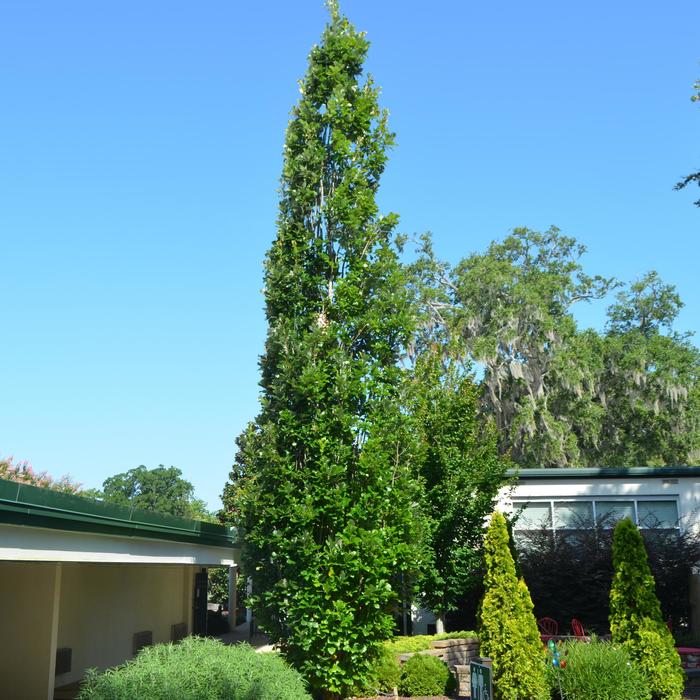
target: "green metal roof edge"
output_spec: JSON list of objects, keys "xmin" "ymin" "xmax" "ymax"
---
[
  {"xmin": 507, "ymin": 466, "xmax": 700, "ymax": 480},
  {"xmin": 0, "ymin": 478, "xmax": 239, "ymax": 549}
]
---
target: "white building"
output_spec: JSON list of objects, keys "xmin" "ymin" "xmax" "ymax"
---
[
  {"xmin": 412, "ymin": 466, "xmax": 700, "ymax": 635},
  {"xmin": 0, "ymin": 478, "xmax": 240, "ymax": 700}
]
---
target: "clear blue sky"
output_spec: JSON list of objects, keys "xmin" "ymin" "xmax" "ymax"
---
[{"xmin": 1, "ymin": 1, "xmax": 698, "ymax": 510}]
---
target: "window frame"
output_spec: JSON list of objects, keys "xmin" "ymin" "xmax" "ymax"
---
[{"xmin": 512, "ymin": 496, "xmax": 680, "ymax": 538}]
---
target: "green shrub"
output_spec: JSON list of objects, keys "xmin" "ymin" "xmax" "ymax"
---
[
  {"xmin": 609, "ymin": 518, "xmax": 684, "ymax": 700},
  {"xmin": 478, "ymin": 512, "xmax": 548, "ymax": 700},
  {"xmin": 546, "ymin": 640, "xmax": 650, "ymax": 700},
  {"xmin": 350, "ymin": 645, "xmax": 402, "ymax": 697},
  {"xmin": 77, "ymin": 637, "xmax": 310, "ymax": 700},
  {"xmin": 398, "ymin": 654, "xmax": 455, "ymax": 697},
  {"xmin": 384, "ymin": 630, "xmax": 477, "ymax": 654}
]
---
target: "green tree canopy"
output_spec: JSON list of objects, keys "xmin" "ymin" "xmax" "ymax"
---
[
  {"xmin": 228, "ymin": 3, "xmax": 424, "ymax": 696},
  {"xmin": 411, "ymin": 227, "xmax": 700, "ymax": 467},
  {"xmin": 101, "ymin": 465, "xmax": 210, "ymax": 520},
  {"xmin": 411, "ymin": 351, "xmax": 510, "ymax": 630}
]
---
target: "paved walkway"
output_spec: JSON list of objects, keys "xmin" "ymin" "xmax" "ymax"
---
[{"xmin": 216, "ymin": 620, "xmax": 275, "ymax": 652}]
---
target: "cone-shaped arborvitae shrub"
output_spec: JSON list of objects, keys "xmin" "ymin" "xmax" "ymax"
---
[
  {"xmin": 235, "ymin": 2, "xmax": 424, "ymax": 698},
  {"xmin": 478, "ymin": 511, "xmax": 548, "ymax": 700},
  {"xmin": 610, "ymin": 518, "xmax": 684, "ymax": 700}
]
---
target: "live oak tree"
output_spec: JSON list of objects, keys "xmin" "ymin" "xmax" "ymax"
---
[
  {"xmin": 233, "ymin": 4, "xmax": 423, "ymax": 697},
  {"xmin": 411, "ymin": 228, "xmax": 700, "ymax": 467}
]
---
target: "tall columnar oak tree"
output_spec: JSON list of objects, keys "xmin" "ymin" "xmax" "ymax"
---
[
  {"xmin": 237, "ymin": 4, "xmax": 422, "ymax": 697},
  {"xmin": 478, "ymin": 511, "xmax": 548, "ymax": 700},
  {"xmin": 609, "ymin": 518, "xmax": 684, "ymax": 700}
]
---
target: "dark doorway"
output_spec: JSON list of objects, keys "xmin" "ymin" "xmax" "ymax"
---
[{"xmin": 193, "ymin": 568, "xmax": 208, "ymax": 636}]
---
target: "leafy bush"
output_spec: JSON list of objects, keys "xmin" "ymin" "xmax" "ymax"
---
[
  {"xmin": 398, "ymin": 654, "xmax": 455, "ymax": 697},
  {"xmin": 350, "ymin": 645, "xmax": 402, "ymax": 696},
  {"xmin": 610, "ymin": 518, "xmax": 684, "ymax": 700},
  {"xmin": 384, "ymin": 630, "xmax": 477, "ymax": 654},
  {"xmin": 77, "ymin": 637, "xmax": 310, "ymax": 700},
  {"xmin": 478, "ymin": 512, "xmax": 548, "ymax": 700},
  {"xmin": 546, "ymin": 640, "xmax": 650, "ymax": 700}
]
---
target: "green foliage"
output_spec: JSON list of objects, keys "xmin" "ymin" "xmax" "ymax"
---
[
  {"xmin": 229, "ymin": 3, "xmax": 424, "ymax": 697},
  {"xmin": 609, "ymin": 518, "xmax": 684, "ymax": 700},
  {"xmin": 77, "ymin": 637, "xmax": 310, "ymax": 699},
  {"xmin": 351, "ymin": 645, "xmax": 402, "ymax": 696},
  {"xmin": 411, "ymin": 351, "xmax": 510, "ymax": 622},
  {"xmin": 411, "ymin": 227, "xmax": 700, "ymax": 467},
  {"xmin": 384, "ymin": 631, "xmax": 477, "ymax": 654},
  {"xmin": 100, "ymin": 465, "xmax": 211, "ymax": 520},
  {"xmin": 546, "ymin": 640, "xmax": 651, "ymax": 700},
  {"xmin": 398, "ymin": 654, "xmax": 455, "ymax": 697},
  {"xmin": 478, "ymin": 512, "xmax": 548, "ymax": 700}
]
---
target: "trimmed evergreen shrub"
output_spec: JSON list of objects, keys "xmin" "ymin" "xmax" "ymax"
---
[
  {"xmin": 77, "ymin": 637, "xmax": 310, "ymax": 699},
  {"xmin": 398, "ymin": 654, "xmax": 455, "ymax": 697},
  {"xmin": 609, "ymin": 518, "xmax": 684, "ymax": 700},
  {"xmin": 546, "ymin": 640, "xmax": 650, "ymax": 700},
  {"xmin": 478, "ymin": 511, "xmax": 548, "ymax": 700}
]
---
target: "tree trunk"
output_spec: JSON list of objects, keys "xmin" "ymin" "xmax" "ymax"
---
[{"xmin": 435, "ymin": 614, "xmax": 446, "ymax": 635}]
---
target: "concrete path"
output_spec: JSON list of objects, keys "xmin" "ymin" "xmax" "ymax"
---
[{"xmin": 217, "ymin": 620, "xmax": 275, "ymax": 652}]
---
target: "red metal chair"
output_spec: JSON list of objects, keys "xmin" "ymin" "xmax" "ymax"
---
[
  {"xmin": 571, "ymin": 618, "xmax": 587, "ymax": 639},
  {"xmin": 537, "ymin": 617, "xmax": 558, "ymax": 643}
]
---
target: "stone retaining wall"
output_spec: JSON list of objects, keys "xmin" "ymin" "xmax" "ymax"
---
[{"xmin": 398, "ymin": 638, "xmax": 480, "ymax": 697}]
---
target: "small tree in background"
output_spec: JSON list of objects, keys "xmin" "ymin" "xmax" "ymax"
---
[
  {"xmin": 610, "ymin": 518, "xmax": 684, "ymax": 700},
  {"xmin": 100, "ymin": 464, "xmax": 211, "ymax": 519},
  {"xmin": 412, "ymin": 351, "xmax": 510, "ymax": 632},
  {"xmin": 479, "ymin": 511, "xmax": 548, "ymax": 700}
]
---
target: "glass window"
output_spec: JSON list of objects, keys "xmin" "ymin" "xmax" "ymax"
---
[
  {"xmin": 596, "ymin": 501, "xmax": 635, "ymax": 528},
  {"xmin": 554, "ymin": 501, "xmax": 593, "ymax": 529},
  {"xmin": 514, "ymin": 502, "xmax": 551, "ymax": 530},
  {"xmin": 637, "ymin": 501, "xmax": 678, "ymax": 529}
]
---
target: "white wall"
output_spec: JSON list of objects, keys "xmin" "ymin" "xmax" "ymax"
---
[
  {"xmin": 498, "ymin": 475, "xmax": 700, "ymax": 532},
  {"xmin": 0, "ymin": 562, "xmax": 61, "ymax": 700},
  {"xmin": 55, "ymin": 563, "xmax": 196, "ymax": 687},
  {"xmin": 0, "ymin": 523, "xmax": 237, "ymax": 566}
]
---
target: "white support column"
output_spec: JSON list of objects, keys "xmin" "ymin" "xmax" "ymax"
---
[
  {"xmin": 46, "ymin": 563, "xmax": 62, "ymax": 700},
  {"xmin": 228, "ymin": 565, "xmax": 238, "ymax": 631}
]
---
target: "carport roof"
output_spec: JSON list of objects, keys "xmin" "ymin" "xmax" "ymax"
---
[{"xmin": 0, "ymin": 478, "xmax": 238, "ymax": 549}]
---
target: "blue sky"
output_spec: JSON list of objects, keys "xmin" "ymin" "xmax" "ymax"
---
[{"xmin": 1, "ymin": 0, "xmax": 698, "ymax": 510}]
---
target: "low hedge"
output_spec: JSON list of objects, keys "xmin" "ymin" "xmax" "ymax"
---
[
  {"xmin": 77, "ymin": 637, "xmax": 311, "ymax": 700},
  {"xmin": 384, "ymin": 630, "xmax": 477, "ymax": 654}
]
